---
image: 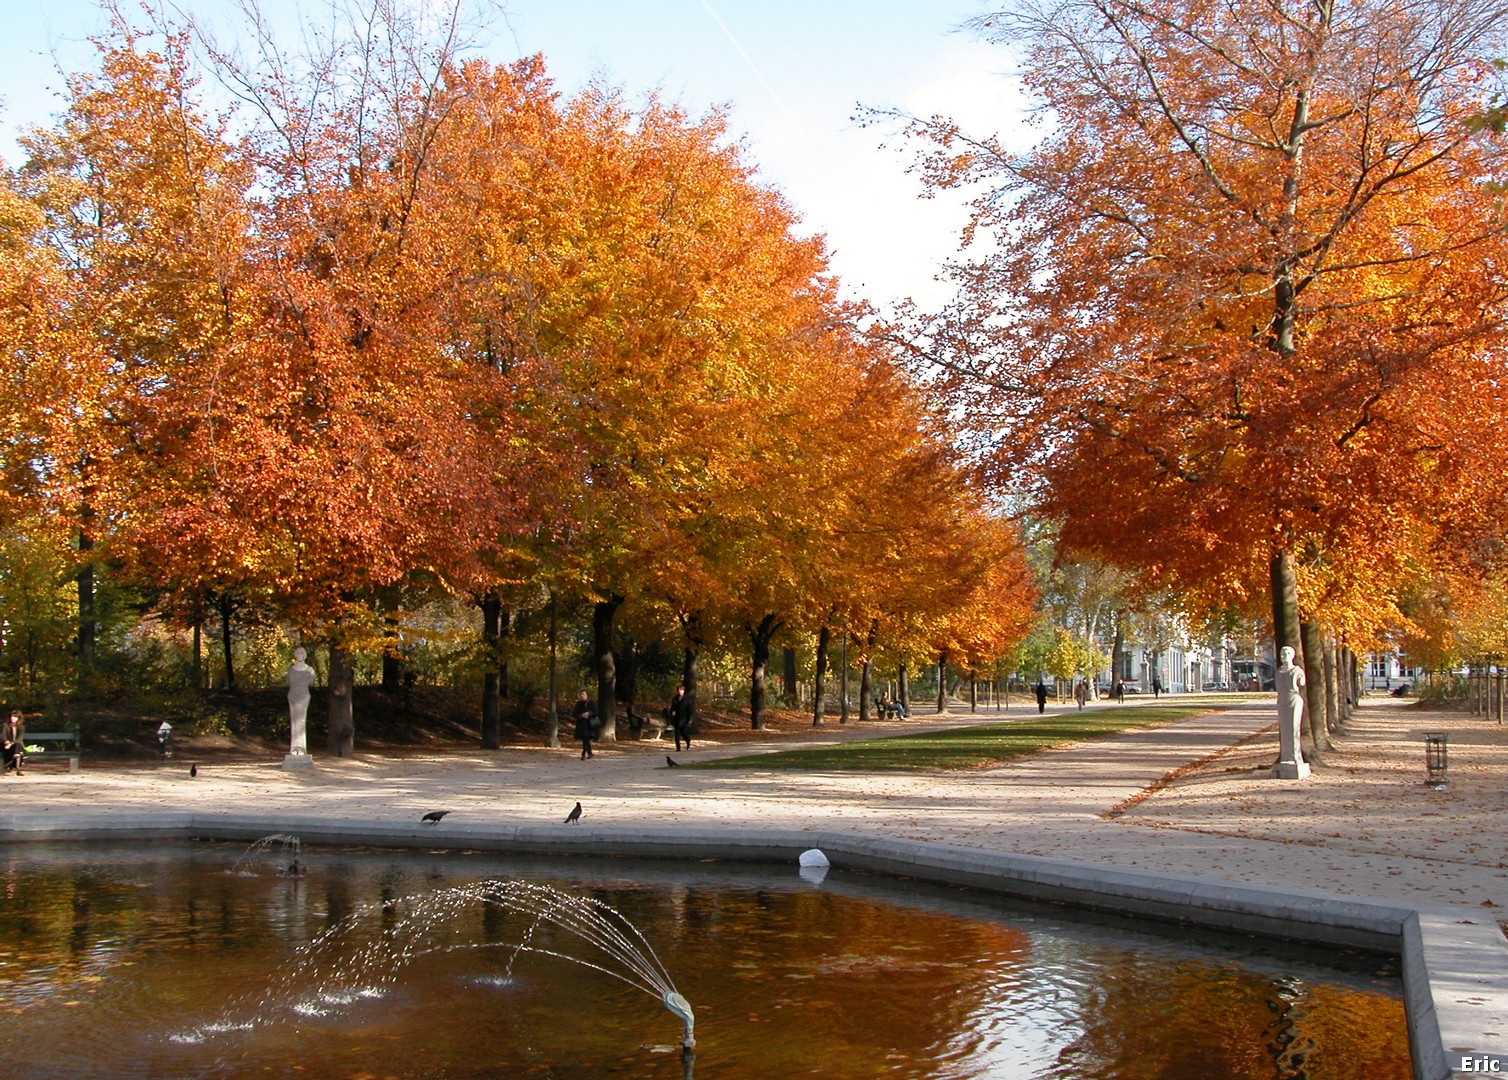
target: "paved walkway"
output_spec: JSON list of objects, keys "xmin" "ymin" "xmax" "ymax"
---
[{"xmin": 3, "ymin": 696, "xmax": 1504, "ymax": 917}]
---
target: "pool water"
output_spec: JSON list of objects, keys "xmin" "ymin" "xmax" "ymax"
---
[{"xmin": 0, "ymin": 842, "xmax": 1411, "ymax": 1078}]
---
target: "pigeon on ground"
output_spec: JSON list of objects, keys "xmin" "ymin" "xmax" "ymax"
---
[
  {"xmin": 189, "ymin": 764, "xmax": 198, "ymax": 778},
  {"xmin": 666, "ymin": 756, "xmax": 679, "ymax": 767},
  {"xmin": 420, "ymin": 810, "xmax": 451, "ymax": 824},
  {"xmin": 564, "ymin": 801, "xmax": 582, "ymax": 824}
]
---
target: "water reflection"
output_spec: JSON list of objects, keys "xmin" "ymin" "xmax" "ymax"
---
[{"xmin": 0, "ymin": 842, "xmax": 1410, "ymax": 1079}]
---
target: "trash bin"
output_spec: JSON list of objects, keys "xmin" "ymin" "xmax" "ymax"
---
[{"xmin": 1424, "ymin": 732, "xmax": 1447, "ymax": 788}]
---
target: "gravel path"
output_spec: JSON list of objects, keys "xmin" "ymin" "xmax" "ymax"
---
[{"xmin": 4, "ymin": 695, "xmax": 1503, "ymax": 917}]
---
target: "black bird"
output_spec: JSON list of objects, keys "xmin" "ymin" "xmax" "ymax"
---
[
  {"xmin": 189, "ymin": 764, "xmax": 198, "ymax": 778},
  {"xmin": 564, "ymin": 801, "xmax": 582, "ymax": 824},
  {"xmin": 420, "ymin": 810, "xmax": 451, "ymax": 824},
  {"xmin": 666, "ymin": 756, "xmax": 680, "ymax": 767}
]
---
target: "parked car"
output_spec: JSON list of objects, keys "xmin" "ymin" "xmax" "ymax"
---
[{"xmin": 1202, "ymin": 681, "xmax": 1230, "ymax": 692}]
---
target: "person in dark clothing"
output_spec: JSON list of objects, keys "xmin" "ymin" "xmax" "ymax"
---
[
  {"xmin": 2, "ymin": 710, "xmax": 24, "ymax": 775},
  {"xmin": 1034, "ymin": 681, "xmax": 1049, "ymax": 714},
  {"xmin": 666, "ymin": 685, "xmax": 694, "ymax": 752},
  {"xmin": 572, "ymin": 691, "xmax": 598, "ymax": 759},
  {"xmin": 1152, "ymin": 677, "xmax": 1162, "ymax": 699}
]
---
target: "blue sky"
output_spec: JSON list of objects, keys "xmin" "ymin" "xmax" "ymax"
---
[{"xmin": 0, "ymin": 1, "xmax": 1034, "ymax": 310}]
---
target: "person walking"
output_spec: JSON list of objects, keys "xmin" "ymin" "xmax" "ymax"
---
[
  {"xmin": 1034, "ymin": 680, "xmax": 1049, "ymax": 714},
  {"xmin": 572, "ymin": 691, "xmax": 598, "ymax": 760},
  {"xmin": 1074, "ymin": 679, "xmax": 1088, "ymax": 710},
  {"xmin": 667, "ymin": 685, "xmax": 694, "ymax": 752}
]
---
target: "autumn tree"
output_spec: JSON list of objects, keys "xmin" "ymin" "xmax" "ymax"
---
[
  {"xmin": 894, "ymin": 0, "xmax": 1508, "ymax": 667},
  {"xmin": 487, "ymin": 81, "xmax": 857, "ymax": 737},
  {"xmin": 8, "ymin": 15, "xmax": 265, "ymax": 698},
  {"xmin": 187, "ymin": 3, "xmax": 544, "ymax": 752},
  {"xmin": 0, "ymin": 179, "xmax": 78, "ymax": 698}
]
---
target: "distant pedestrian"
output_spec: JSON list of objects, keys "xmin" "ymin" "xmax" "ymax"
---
[
  {"xmin": 667, "ymin": 685, "xmax": 694, "ymax": 751},
  {"xmin": 156, "ymin": 720, "xmax": 173, "ymax": 761},
  {"xmin": 572, "ymin": 692, "xmax": 598, "ymax": 760},
  {"xmin": 1152, "ymin": 677, "xmax": 1163, "ymax": 699},
  {"xmin": 1114, "ymin": 681, "xmax": 1125, "ymax": 704},
  {"xmin": 1074, "ymin": 680, "xmax": 1087, "ymax": 710},
  {"xmin": 1034, "ymin": 681, "xmax": 1048, "ymax": 714}
]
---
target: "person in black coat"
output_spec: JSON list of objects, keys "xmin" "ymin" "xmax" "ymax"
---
[
  {"xmin": 1034, "ymin": 681, "xmax": 1049, "ymax": 714},
  {"xmin": 572, "ymin": 691, "xmax": 598, "ymax": 759},
  {"xmin": 666, "ymin": 685, "xmax": 694, "ymax": 751}
]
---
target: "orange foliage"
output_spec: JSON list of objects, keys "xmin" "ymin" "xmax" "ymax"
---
[
  {"xmin": 3, "ymin": 4, "xmax": 1041, "ymax": 713},
  {"xmin": 900, "ymin": 0, "xmax": 1508, "ymax": 640}
]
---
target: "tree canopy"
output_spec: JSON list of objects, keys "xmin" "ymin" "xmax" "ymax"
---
[
  {"xmin": 0, "ymin": 1, "xmax": 1036, "ymax": 738},
  {"xmin": 893, "ymin": 0, "xmax": 1508, "ymax": 648}
]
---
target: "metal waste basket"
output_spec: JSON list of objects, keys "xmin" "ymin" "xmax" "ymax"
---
[{"xmin": 1424, "ymin": 732, "xmax": 1448, "ymax": 789}]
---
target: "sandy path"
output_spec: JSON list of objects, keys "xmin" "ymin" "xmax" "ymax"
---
[{"xmin": 4, "ymin": 695, "xmax": 1503, "ymax": 915}]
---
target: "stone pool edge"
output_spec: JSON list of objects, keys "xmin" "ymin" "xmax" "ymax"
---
[{"xmin": 2, "ymin": 812, "xmax": 1502, "ymax": 1080}]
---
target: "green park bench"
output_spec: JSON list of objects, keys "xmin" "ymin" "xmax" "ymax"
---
[{"xmin": 23, "ymin": 727, "xmax": 82, "ymax": 772}]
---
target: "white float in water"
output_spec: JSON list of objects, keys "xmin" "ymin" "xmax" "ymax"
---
[{"xmin": 798, "ymin": 848, "xmax": 830, "ymax": 884}]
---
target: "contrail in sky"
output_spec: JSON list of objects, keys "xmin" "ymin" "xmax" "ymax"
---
[{"xmin": 695, "ymin": 0, "xmax": 842, "ymax": 188}]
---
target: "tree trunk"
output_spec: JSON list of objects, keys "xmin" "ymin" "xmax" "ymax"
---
[
  {"xmin": 480, "ymin": 592, "xmax": 501, "ymax": 750},
  {"xmin": 813, "ymin": 625, "xmax": 830, "ymax": 726},
  {"xmin": 499, "ymin": 604, "xmax": 511, "ymax": 702},
  {"xmin": 679, "ymin": 611, "xmax": 704, "ymax": 732},
  {"xmin": 782, "ymin": 647, "xmax": 798, "ymax": 707},
  {"xmin": 619, "ymin": 635, "xmax": 640, "ymax": 734},
  {"xmin": 191, "ymin": 620, "xmax": 202, "ymax": 691},
  {"xmin": 77, "ymin": 526, "xmax": 95, "ymax": 688},
  {"xmin": 970, "ymin": 679, "xmax": 978, "ymax": 712},
  {"xmin": 546, "ymin": 592, "xmax": 560, "ymax": 748},
  {"xmin": 840, "ymin": 630, "xmax": 850, "ymax": 725},
  {"xmin": 748, "ymin": 613, "xmax": 782, "ymax": 730},
  {"xmin": 858, "ymin": 619, "xmax": 877, "ymax": 722},
  {"xmin": 1322, "ymin": 630, "xmax": 1339, "ymax": 734},
  {"xmin": 1299, "ymin": 620, "xmax": 1329, "ymax": 760},
  {"xmin": 216, "ymin": 593, "xmax": 238, "ymax": 693},
  {"xmin": 898, "ymin": 658, "xmax": 910, "ymax": 713},
  {"xmin": 1109, "ymin": 612, "xmax": 1121, "ymax": 696},
  {"xmin": 1270, "ymin": 552, "xmax": 1301, "ymax": 659},
  {"xmin": 593, "ymin": 595, "xmax": 623, "ymax": 741},
  {"xmin": 936, "ymin": 653, "xmax": 947, "ymax": 714},
  {"xmin": 381, "ymin": 613, "xmax": 402, "ymax": 691},
  {"xmin": 327, "ymin": 641, "xmax": 355, "ymax": 757},
  {"xmin": 1340, "ymin": 646, "xmax": 1356, "ymax": 727}
]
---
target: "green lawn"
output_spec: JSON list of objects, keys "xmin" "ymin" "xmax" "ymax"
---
[{"xmin": 692, "ymin": 705, "xmax": 1213, "ymax": 772}]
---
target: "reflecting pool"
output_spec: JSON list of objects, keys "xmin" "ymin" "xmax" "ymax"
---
[{"xmin": 0, "ymin": 842, "xmax": 1410, "ymax": 1078}]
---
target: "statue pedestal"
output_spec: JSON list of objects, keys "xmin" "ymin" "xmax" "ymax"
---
[
  {"xmin": 282, "ymin": 752, "xmax": 314, "ymax": 772},
  {"xmin": 1272, "ymin": 759, "xmax": 1310, "ymax": 779}
]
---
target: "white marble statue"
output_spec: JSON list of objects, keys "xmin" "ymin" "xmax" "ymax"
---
[
  {"xmin": 284, "ymin": 647, "xmax": 316, "ymax": 769},
  {"xmin": 1273, "ymin": 645, "xmax": 1310, "ymax": 779}
]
